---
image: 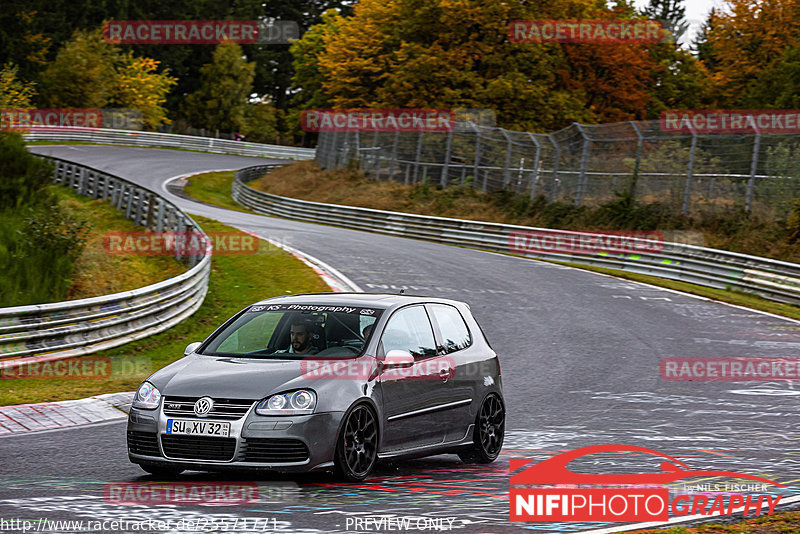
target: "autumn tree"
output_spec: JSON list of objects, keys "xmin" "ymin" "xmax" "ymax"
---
[
  {"xmin": 184, "ymin": 43, "xmax": 256, "ymax": 134},
  {"xmin": 38, "ymin": 28, "xmax": 118, "ymax": 108},
  {"xmin": 110, "ymin": 53, "xmax": 177, "ymax": 129},
  {"xmin": 703, "ymin": 0, "xmax": 800, "ymax": 106},
  {"xmin": 0, "ymin": 64, "xmax": 37, "ymax": 107},
  {"xmin": 36, "ymin": 28, "xmax": 176, "ymax": 128},
  {"xmin": 290, "ymin": 0, "xmax": 706, "ymax": 131}
]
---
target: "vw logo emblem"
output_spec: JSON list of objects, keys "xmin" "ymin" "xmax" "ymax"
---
[{"xmin": 193, "ymin": 397, "xmax": 214, "ymax": 417}]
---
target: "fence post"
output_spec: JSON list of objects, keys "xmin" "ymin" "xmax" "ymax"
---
[
  {"xmin": 329, "ymin": 129, "xmax": 339, "ymax": 169},
  {"xmin": 527, "ymin": 133, "xmax": 542, "ymax": 201},
  {"xmin": 471, "ymin": 122, "xmax": 482, "ymax": 189},
  {"xmin": 441, "ymin": 129, "xmax": 454, "ymax": 187},
  {"xmin": 501, "ymin": 129, "xmax": 513, "ymax": 188},
  {"xmin": 629, "ymin": 121, "xmax": 644, "ymax": 200},
  {"xmin": 370, "ymin": 130, "xmax": 380, "ymax": 177},
  {"xmin": 574, "ymin": 123, "xmax": 590, "ymax": 206},
  {"xmin": 682, "ymin": 129, "xmax": 698, "ymax": 215},
  {"xmin": 388, "ymin": 129, "xmax": 400, "ymax": 182},
  {"xmin": 548, "ymin": 134, "xmax": 561, "ymax": 202},
  {"xmin": 413, "ymin": 131, "xmax": 424, "ymax": 183},
  {"xmin": 746, "ymin": 127, "xmax": 761, "ymax": 214}
]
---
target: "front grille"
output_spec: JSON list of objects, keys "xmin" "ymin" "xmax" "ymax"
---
[
  {"xmin": 162, "ymin": 396, "xmax": 254, "ymax": 420},
  {"xmin": 161, "ymin": 435, "xmax": 237, "ymax": 461},
  {"xmin": 127, "ymin": 431, "xmax": 160, "ymax": 456},
  {"xmin": 243, "ymin": 438, "xmax": 309, "ymax": 463}
]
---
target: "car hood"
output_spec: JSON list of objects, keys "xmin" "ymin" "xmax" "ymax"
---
[{"xmin": 149, "ymin": 354, "xmax": 317, "ymax": 399}]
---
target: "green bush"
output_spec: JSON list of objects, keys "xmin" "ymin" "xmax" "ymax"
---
[
  {"xmin": 0, "ymin": 131, "xmax": 54, "ymax": 210},
  {"xmin": 0, "ymin": 132, "xmax": 90, "ymax": 306}
]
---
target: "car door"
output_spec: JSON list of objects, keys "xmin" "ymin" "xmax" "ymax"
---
[
  {"xmin": 378, "ymin": 304, "xmax": 452, "ymax": 451},
  {"xmin": 426, "ymin": 303, "xmax": 478, "ymax": 442}
]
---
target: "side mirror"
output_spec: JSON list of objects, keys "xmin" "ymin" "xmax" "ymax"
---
[
  {"xmin": 184, "ymin": 342, "xmax": 202, "ymax": 356},
  {"xmin": 383, "ymin": 350, "xmax": 415, "ymax": 368}
]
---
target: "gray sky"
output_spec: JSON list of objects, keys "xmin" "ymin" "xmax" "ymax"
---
[{"xmin": 633, "ymin": 0, "xmax": 727, "ymax": 46}]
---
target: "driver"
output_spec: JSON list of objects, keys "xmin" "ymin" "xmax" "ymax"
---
[{"xmin": 277, "ymin": 320, "xmax": 319, "ymax": 354}]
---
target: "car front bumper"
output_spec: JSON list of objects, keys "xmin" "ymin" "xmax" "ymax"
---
[{"xmin": 127, "ymin": 406, "xmax": 344, "ymax": 472}]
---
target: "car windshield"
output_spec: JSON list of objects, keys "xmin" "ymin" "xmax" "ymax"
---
[{"xmin": 200, "ymin": 303, "xmax": 383, "ymax": 358}]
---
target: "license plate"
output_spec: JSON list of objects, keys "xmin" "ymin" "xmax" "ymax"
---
[{"xmin": 166, "ymin": 419, "xmax": 231, "ymax": 437}]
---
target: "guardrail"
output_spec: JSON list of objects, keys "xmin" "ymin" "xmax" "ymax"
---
[
  {"xmin": 233, "ymin": 165, "xmax": 800, "ymax": 306},
  {"xmin": 23, "ymin": 126, "xmax": 315, "ymax": 160},
  {"xmin": 0, "ymin": 157, "xmax": 211, "ymax": 369}
]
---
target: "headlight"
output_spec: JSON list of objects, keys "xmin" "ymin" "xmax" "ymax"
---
[
  {"xmin": 255, "ymin": 389, "xmax": 317, "ymax": 416},
  {"xmin": 132, "ymin": 381, "xmax": 161, "ymax": 410}
]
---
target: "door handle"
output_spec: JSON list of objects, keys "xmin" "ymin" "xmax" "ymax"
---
[{"xmin": 439, "ymin": 368, "xmax": 452, "ymax": 382}]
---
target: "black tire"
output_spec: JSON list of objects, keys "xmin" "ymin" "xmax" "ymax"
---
[
  {"xmin": 334, "ymin": 403, "xmax": 378, "ymax": 481},
  {"xmin": 458, "ymin": 394, "xmax": 505, "ymax": 464},
  {"xmin": 138, "ymin": 463, "xmax": 184, "ymax": 478}
]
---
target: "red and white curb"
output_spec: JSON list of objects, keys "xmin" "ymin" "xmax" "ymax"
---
[{"xmin": 0, "ymin": 392, "xmax": 132, "ymax": 436}]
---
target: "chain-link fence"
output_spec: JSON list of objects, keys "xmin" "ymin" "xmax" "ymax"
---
[{"xmin": 315, "ymin": 120, "xmax": 800, "ymax": 218}]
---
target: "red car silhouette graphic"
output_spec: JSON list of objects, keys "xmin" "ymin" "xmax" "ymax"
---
[{"xmin": 510, "ymin": 444, "xmax": 783, "ymax": 487}]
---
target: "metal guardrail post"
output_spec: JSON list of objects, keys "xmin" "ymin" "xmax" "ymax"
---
[{"xmin": 682, "ymin": 128, "xmax": 698, "ymax": 215}]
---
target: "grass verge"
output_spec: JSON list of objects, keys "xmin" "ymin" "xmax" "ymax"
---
[
  {"xmin": 632, "ymin": 510, "xmax": 800, "ymax": 533},
  {"xmin": 0, "ymin": 216, "xmax": 329, "ymax": 406},
  {"xmin": 183, "ymin": 170, "xmax": 249, "ymax": 213},
  {"xmin": 56, "ymin": 185, "xmax": 186, "ymax": 299}
]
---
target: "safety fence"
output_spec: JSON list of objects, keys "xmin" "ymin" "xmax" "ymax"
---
[
  {"xmin": 315, "ymin": 120, "xmax": 800, "ymax": 218},
  {"xmin": 23, "ymin": 126, "xmax": 315, "ymax": 160},
  {"xmin": 233, "ymin": 165, "xmax": 800, "ymax": 306},
  {"xmin": 0, "ymin": 157, "xmax": 211, "ymax": 369}
]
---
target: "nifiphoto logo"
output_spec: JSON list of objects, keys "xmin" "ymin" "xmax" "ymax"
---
[{"xmin": 510, "ymin": 445, "xmax": 784, "ymax": 523}]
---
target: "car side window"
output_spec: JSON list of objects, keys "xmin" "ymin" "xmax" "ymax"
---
[
  {"xmin": 215, "ymin": 312, "xmax": 281, "ymax": 353},
  {"xmin": 430, "ymin": 304, "xmax": 472, "ymax": 353},
  {"xmin": 380, "ymin": 305, "xmax": 437, "ymax": 359}
]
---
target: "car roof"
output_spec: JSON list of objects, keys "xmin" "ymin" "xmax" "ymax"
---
[{"xmin": 253, "ymin": 292, "xmax": 468, "ymax": 310}]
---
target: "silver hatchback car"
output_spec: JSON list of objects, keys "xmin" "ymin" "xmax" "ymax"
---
[{"xmin": 127, "ymin": 293, "xmax": 505, "ymax": 480}]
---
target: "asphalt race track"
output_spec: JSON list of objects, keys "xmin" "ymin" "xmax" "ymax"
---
[{"xmin": 2, "ymin": 145, "xmax": 799, "ymax": 533}]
